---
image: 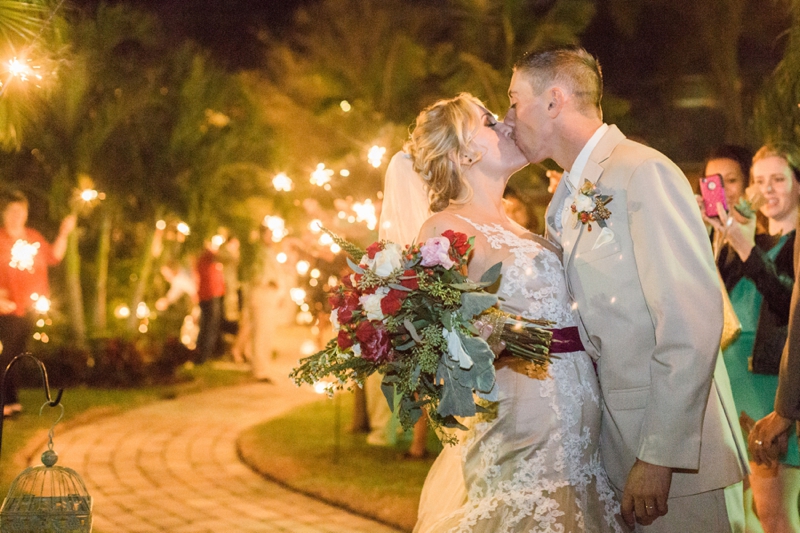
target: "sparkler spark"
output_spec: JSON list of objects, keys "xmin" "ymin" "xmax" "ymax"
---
[
  {"xmin": 273, "ymin": 172, "xmax": 293, "ymax": 192},
  {"xmin": 10, "ymin": 239, "xmax": 39, "ymax": 272},
  {"xmin": 310, "ymin": 163, "xmax": 334, "ymax": 187},
  {"xmin": 368, "ymin": 145, "xmax": 387, "ymax": 168}
]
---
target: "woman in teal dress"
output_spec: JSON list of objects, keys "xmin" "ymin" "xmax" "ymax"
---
[{"xmin": 711, "ymin": 144, "xmax": 800, "ymax": 533}]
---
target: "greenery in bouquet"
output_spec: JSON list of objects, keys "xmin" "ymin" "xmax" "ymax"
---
[{"xmin": 290, "ymin": 229, "xmax": 553, "ymax": 439}]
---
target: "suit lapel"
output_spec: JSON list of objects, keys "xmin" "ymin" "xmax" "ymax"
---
[{"xmin": 562, "ymin": 126, "xmax": 626, "ymax": 268}]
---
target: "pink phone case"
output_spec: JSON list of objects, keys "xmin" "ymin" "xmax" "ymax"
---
[{"xmin": 700, "ymin": 174, "xmax": 727, "ymax": 218}]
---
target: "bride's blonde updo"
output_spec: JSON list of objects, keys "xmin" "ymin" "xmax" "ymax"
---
[{"xmin": 404, "ymin": 93, "xmax": 485, "ymax": 213}]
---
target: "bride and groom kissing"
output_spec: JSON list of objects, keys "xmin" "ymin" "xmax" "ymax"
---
[{"xmin": 383, "ymin": 45, "xmax": 749, "ymax": 532}]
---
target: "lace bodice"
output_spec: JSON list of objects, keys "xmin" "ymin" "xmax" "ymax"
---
[
  {"xmin": 456, "ymin": 216, "xmax": 576, "ymax": 328},
  {"xmin": 413, "ymin": 216, "xmax": 624, "ymax": 533}
]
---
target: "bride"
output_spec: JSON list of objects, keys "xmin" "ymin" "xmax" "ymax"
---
[{"xmin": 398, "ymin": 93, "xmax": 626, "ymax": 533}]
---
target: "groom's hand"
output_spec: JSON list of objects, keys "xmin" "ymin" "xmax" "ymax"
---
[{"xmin": 621, "ymin": 459, "xmax": 672, "ymax": 527}]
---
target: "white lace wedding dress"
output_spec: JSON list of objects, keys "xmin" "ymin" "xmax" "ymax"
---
[{"xmin": 414, "ymin": 216, "xmax": 626, "ymax": 533}]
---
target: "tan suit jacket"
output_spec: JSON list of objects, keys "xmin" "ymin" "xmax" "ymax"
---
[
  {"xmin": 545, "ymin": 125, "xmax": 748, "ymax": 497},
  {"xmin": 775, "ymin": 226, "xmax": 800, "ymax": 418}
]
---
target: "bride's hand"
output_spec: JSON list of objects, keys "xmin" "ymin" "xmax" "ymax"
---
[{"xmin": 475, "ymin": 320, "xmax": 506, "ymax": 356}]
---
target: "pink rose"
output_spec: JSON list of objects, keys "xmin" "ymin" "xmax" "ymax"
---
[{"xmin": 420, "ymin": 237, "xmax": 456, "ymax": 269}]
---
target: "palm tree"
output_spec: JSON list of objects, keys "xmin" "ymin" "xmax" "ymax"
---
[{"xmin": 754, "ymin": 1, "xmax": 800, "ymax": 145}]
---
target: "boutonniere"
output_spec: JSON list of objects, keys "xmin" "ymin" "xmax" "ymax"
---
[{"xmin": 570, "ymin": 181, "xmax": 613, "ymax": 231}]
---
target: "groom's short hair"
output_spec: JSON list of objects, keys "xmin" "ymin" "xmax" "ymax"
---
[{"xmin": 514, "ymin": 46, "xmax": 602, "ymax": 115}]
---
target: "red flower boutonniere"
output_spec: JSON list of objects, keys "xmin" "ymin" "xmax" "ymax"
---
[{"xmin": 570, "ymin": 181, "xmax": 613, "ymax": 231}]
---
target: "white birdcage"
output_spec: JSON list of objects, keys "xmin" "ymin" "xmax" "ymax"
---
[{"xmin": 0, "ymin": 404, "xmax": 92, "ymax": 533}]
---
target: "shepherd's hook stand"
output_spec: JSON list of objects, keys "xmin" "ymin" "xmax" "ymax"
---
[{"xmin": 0, "ymin": 352, "xmax": 63, "ymax": 459}]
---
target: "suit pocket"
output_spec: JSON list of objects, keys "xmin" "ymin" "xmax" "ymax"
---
[
  {"xmin": 605, "ymin": 386, "xmax": 649, "ymax": 411},
  {"xmin": 574, "ymin": 241, "xmax": 621, "ymax": 264}
]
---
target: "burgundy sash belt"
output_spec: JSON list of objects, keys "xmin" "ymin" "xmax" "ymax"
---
[{"xmin": 549, "ymin": 326, "xmax": 584, "ymax": 354}]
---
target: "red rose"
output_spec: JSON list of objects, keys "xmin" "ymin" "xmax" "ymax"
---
[
  {"xmin": 344, "ymin": 293, "xmax": 360, "ymax": 308},
  {"xmin": 353, "ymin": 273, "xmax": 363, "ymax": 285},
  {"xmin": 342, "ymin": 275, "xmax": 353, "ymax": 288},
  {"xmin": 400, "ymin": 269, "xmax": 419, "ymax": 290},
  {"xmin": 366, "ymin": 242, "xmax": 383, "ymax": 259},
  {"xmin": 337, "ymin": 330, "xmax": 354, "ymax": 349},
  {"xmin": 356, "ymin": 322, "xmax": 393, "ymax": 363},
  {"xmin": 338, "ymin": 306, "xmax": 354, "ymax": 324},
  {"xmin": 356, "ymin": 320, "xmax": 377, "ymax": 343},
  {"xmin": 442, "ymin": 230, "xmax": 471, "ymax": 256},
  {"xmin": 380, "ymin": 289, "xmax": 406, "ymax": 316},
  {"xmin": 328, "ymin": 292, "xmax": 344, "ymax": 309}
]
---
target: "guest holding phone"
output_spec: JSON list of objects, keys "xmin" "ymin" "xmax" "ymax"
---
[
  {"xmin": 706, "ymin": 144, "xmax": 800, "ymax": 533},
  {"xmin": 706, "ymin": 145, "xmax": 752, "ymax": 212}
]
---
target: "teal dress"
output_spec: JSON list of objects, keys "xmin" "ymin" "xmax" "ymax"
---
[{"xmin": 722, "ymin": 233, "xmax": 799, "ymax": 466}]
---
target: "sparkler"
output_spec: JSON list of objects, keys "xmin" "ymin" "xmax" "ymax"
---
[
  {"xmin": 263, "ymin": 216, "xmax": 288, "ymax": 242},
  {"xmin": 367, "ymin": 145, "xmax": 387, "ymax": 168},
  {"xmin": 9, "ymin": 239, "xmax": 39, "ymax": 272},
  {"xmin": 273, "ymin": 172, "xmax": 293, "ymax": 192},
  {"xmin": 80, "ymin": 189, "xmax": 99, "ymax": 202},
  {"xmin": 352, "ymin": 199, "xmax": 377, "ymax": 230},
  {"xmin": 30, "ymin": 293, "xmax": 50, "ymax": 314},
  {"xmin": 310, "ymin": 163, "xmax": 334, "ymax": 187}
]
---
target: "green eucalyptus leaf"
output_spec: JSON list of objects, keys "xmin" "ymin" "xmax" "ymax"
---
[
  {"xmin": 480, "ymin": 261, "xmax": 503, "ymax": 285},
  {"xmin": 460, "ymin": 292, "xmax": 498, "ymax": 320},
  {"xmin": 381, "ymin": 380, "xmax": 395, "ymax": 412},
  {"xmin": 460, "ymin": 334, "xmax": 496, "ymax": 393},
  {"xmin": 346, "ymin": 257, "xmax": 365, "ymax": 274}
]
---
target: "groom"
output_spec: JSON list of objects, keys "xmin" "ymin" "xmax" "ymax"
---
[{"xmin": 506, "ymin": 46, "xmax": 748, "ymax": 531}]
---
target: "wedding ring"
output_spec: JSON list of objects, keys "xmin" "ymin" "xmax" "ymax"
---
[{"xmin": 755, "ymin": 439, "xmax": 763, "ymax": 446}]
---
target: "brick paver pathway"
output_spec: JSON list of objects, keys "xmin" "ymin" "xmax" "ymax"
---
[{"xmin": 31, "ymin": 360, "xmax": 403, "ymax": 533}]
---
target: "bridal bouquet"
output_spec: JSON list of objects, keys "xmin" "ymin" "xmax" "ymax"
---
[{"xmin": 290, "ymin": 229, "xmax": 553, "ymax": 436}]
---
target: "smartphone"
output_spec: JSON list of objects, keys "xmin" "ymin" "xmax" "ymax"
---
[{"xmin": 700, "ymin": 174, "xmax": 728, "ymax": 218}]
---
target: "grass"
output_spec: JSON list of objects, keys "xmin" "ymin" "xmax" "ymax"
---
[
  {"xmin": 0, "ymin": 361, "xmax": 254, "ymax": 496},
  {"xmin": 237, "ymin": 392, "xmax": 443, "ymax": 533}
]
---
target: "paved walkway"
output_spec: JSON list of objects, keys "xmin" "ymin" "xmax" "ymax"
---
[{"xmin": 27, "ymin": 348, "xmax": 404, "ymax": 533}]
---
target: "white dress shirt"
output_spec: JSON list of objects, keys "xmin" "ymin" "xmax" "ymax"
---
[{"xmin": 555, "ymin": 123, "xmax": 609, "ymax": 234}]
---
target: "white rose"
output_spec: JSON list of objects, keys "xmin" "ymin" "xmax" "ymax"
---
[
  {"xmin": 372, "ymin": 243, "xmax": 404, "ymax": 277},
  {"xmin": 574, "ymin": 194, "xmax": 595, "ymax": 213},
  {"xmin": 351, "ymin": 343, "xmax": 362, "ymax": 358},
  {"xmin": 359, "ymin": 286, "xmax": 389, "ymax": 321},
  {"xmin": 330, "ymin": 309, "xmax": 340, "ymax": 332}
]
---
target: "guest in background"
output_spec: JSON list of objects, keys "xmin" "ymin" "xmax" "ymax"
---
[
  {"xmin": 706, "ymin": 144, "xmax": 800, "ymax": 533},
  {"xmin": 195, "ymin": 237, "xmax": 225, "ymax": 364},
  {"xmin": 217, "ymin": 232, "xmax": 241, "ymax": 338},
  {"xmin": 245, "ymin": 224, "xmax": 284, "ymax": 382},
  {"xmin": 705, "ymin": 144, "xmax": 752, "ymax": 211},
  {"xmin": 156, "ymin": 259, "xmax": 197, "ymax": 312},
  {"xmin": 750, "ymin": 215, "xmax": 800, "ymax": 530},
  {"xmin": 0, "ymin": 189, "xmax": 75, "ymax": 417}
]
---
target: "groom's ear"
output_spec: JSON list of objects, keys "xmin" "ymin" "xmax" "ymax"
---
[{"xmin": 546, "ymin": 87, "xmax": 565, "ymax": 118}]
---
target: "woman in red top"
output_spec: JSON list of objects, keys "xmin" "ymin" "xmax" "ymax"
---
[{"xmin": 0, "ymin": 190, "xmax": 75, "ymax": 416}]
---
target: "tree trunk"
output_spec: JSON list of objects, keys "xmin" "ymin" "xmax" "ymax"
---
[
  {"xmin": 127, "ymin": 216, "xmax": 163, "ymax": 332},
  {"xmin": 92, "ymin": 209, "xmax": 111, "ymax": 334},
  {"xmin": 349, "ymin": 387, "xmax": 369, "ymax": 433},
  {"xmin": 64, "ymin": 231, "xmax": 86, "ymax": 346}
]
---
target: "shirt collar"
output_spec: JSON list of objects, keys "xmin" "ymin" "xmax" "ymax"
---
[{"xmin": 566, "ymin": 123, "xmax": 608, "ymax": 190}]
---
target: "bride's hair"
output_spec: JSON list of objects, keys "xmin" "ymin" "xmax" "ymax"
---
[{"xmin": 404, "ymin": 93, "xmax": 484, "ymax": 213}]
